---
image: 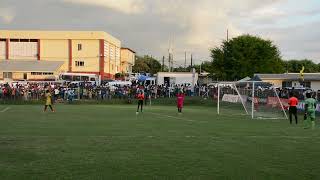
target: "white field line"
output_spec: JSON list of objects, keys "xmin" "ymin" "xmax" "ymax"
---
[
  {"xmin": 99, "ymin": 106, "xmax": 206, "ymax": 122},
  {"xmin": 1, "ymin": 135, "xmax": 320, "ymax": 139},
  {"xmin": 0, "ymin": 107, "xmax": 10, "ymax": 113},
  {"xmin": 147, "ymin": 112, "xmax": 208, "ymax": 123}
]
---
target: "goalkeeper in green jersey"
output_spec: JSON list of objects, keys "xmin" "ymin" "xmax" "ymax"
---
[{"xmin": 304, "ymin": 92, "xmax": 316, "ymax": 129}]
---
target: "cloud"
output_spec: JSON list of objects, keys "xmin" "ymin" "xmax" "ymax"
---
[
  {"xmin": 150, "ymin": 0, "xmax": 274, "ymax": 60},
  {"xmin": 62, "ymin": 0, "xmax": 146, "ymax": 14},
  {"xmin": 1, "ymin": 0, "xmax": 319, "ymax": 63},
  {"xmin": 0, "ymin": 7, "xmax": 15, "ymax": 24}
]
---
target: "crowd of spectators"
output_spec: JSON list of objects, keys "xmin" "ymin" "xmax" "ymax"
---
[
  {"xmin": 2, "ymin": 80, "xmax": 318, "ymax": 104},
  {"xmin": 0, "ymin": 81, "xmax": 211, "ymax": 102}
]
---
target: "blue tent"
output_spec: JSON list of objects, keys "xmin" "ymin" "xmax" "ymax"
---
[{"xmin": 138, "ymin": 75, "xmax": 148, "ymax": 82}]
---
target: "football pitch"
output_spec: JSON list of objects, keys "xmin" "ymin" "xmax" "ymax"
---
[{"xmin": 0, "ymin": 104, "xmax": 319, "ymax": 180}]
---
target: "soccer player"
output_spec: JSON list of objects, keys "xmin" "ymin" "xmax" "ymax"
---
[
  {"xmin": 44, "ymin": 90, "xmax": 55, "ymax": 112},
  {"xmin": 177, "ymin": 91, "xmax": 185, "ymax": 114},
  {"xmin": 136, "ymin": 90, "xmax": 144, "ymax": 114},
  {"xmin": 304, "ymin": 92, "xmax": 316, "ymax": 129},
  {"xmin": 288, "ymin": 92, "xmax": 298, "ymax": 124}
]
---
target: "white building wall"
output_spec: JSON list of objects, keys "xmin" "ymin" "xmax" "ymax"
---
[
  {"xmin": 104, "ymin": 41, "xmax": 109, "ymax": 58},
  {"xmin": 9, "ymin": 42, "xmax": 37, "ymax": 60},
  {"xmin": 115, "ymin": 47, "xmax": 120, "ymax": 73},
  {"xmin": 157, "ymin": 72, "xmax": 199, "ymax": 85},
  {"xmin": 0, "ymin": 41, "xmax": 5, "ymax": 59},
  {"xmin": 311, "ymin": 81, "xmax": 320, "ymax": 91}
]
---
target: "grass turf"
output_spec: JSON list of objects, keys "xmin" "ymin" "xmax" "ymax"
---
[{"xmin": 0, "ymin": 104, "xmax": 319, "ymax": 180}]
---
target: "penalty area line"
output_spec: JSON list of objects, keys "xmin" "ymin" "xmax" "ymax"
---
[
  {"xmin": 147, "ymin": 112, "xmax": 207, "ymax": 123},
  {"xmin": 0, "ymin": 107, "xmax": 10, "ymax": 113}
]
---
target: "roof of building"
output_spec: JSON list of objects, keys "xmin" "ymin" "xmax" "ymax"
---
[
  {"xmin": 238, "ymin": 76, "xmax": 251, "ymax": 82},
  {"xmin": 0, "ymin": 60, "xmax": 64, "ymax": 72},
  {"xmin": 0, "ymin": 30, "xmax": 121, "ymax": 46},
  {"xmin": 121, "ymin": 47, "xmax": 136, "ymax": 53},
  {"xmin": 255, "ymin": 73, "xmax": 320, "ymax": 81}
]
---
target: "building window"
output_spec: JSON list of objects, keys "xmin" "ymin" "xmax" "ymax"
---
[
  {"xmin": 31, "ymin": 72, "xmax": 54, "ymax": 75},
  {"xmin": 3, "ymin": 72, "xmax": 13, "ymax": 78},
  {"xmin": 282, "ymin": 81, "xmax": 292, "ymax": 88},
  {"xmin": 20, "ymin": 39, "xmax": 29, "ymax": 42},
  {"xmin": 31, "ymin": 72, "xmax": 40, "ymax": 75},
  {"xmin": 10, "ymin": 39, "xmax": 19, "ymax": 42},
  {"xmin": 75, "ymin": 61, "xmax": 85, "ymax": 67},
  {"xmin": 78, "ymin": 44, "xmax": 82, "ymax": 51},
  {"xmin": 112, "ymin": 65, "xmax": 114, "ymax": 70},
  {"xmin": 304, "ymin": 82, "xmax": 311, "ymax": 88}
]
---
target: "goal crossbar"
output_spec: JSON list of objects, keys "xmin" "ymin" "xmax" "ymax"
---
[{"xmin": 217, "ymin": 81, "xmax": 288, "ymax": 120}]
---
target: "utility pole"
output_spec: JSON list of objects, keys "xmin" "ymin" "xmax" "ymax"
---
[
  {"xmin": 200, "ymin": 63, "xmax": 202, "ymax": 74},
  {"xmin": 168, "ymin": 36, "xmax": 174, "ymax": 72},
  {"xmin": 162, "ymin": 56, "xmax": 164, "ymax": 72},
  {"xmin": 168, "ymin": 43, "xmax": 173, "ymax": 72},
  {"xmin": 168, "ymin": 55, "xmax": 171, "ymax": 72},
  {"xmin": 190, "ymin": 54, "xmax": 193, "ymax": 68},
  {"xmin": 227, "ymin": 29, "xmax": 229, "ymax": 41},
  {"xmin": 184, "ymin": 51, "xmax": 187, "ymax": 71}
]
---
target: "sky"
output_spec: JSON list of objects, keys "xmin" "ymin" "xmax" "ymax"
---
[{"xmin": 0, "ymin": 0, "xmax": 319, "ymax": 66}]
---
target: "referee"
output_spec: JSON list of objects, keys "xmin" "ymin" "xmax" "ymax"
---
[{"xmin": 288, "ymin": 92, "xmax": 299, "ymax": 124}]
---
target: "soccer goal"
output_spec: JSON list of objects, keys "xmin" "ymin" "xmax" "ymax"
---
[{"xmin": 216, "ymin": 81, "xmax": 288, "ymax": 120}]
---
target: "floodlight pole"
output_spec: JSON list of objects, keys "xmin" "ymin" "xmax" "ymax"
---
[
  {"xmin": 251, "ymin": 82, "xmax": 255, "ymax": 119},
  {"xmin": 217, "ymin": 83, "xmax": 220, "ymax": 115}
]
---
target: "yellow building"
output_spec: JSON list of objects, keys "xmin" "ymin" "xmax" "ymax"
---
[
  {"xmin": 0, "ymin": 30, "xmax": 123, "ymax": 81},
  {"xmin": 120, "ymin": 48, "xmax": 135, "ymax": 74}
]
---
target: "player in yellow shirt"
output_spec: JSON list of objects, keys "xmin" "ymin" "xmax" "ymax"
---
[{"xmin": 44, "ymin": 90, "xmax": 55, "ymax": 112}]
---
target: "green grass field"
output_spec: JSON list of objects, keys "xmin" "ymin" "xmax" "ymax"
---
[{"xmin": 0, "ymin": 104, "xmax": 319, "ymax": 180}]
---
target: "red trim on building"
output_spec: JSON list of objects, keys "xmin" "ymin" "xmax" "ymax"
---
[
  {"xmin": 6, "ymin": 38, "xmax": 9, "ymax": 60},
  {"xmin": 99, "ymin": 39, "xmax": 105, "ymax": 80},
  {"xmin": 68, "ymin": 39, "xmax": 72, "ymax": 72},
  {"xmin": 105, "ymin": 73, "xmax": 114, "ymax": 79},
  {"xmin": 37, "ymin": 39, "xmax": 41, "ymax": 60}
]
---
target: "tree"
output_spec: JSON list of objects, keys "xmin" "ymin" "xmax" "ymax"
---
[
  {"xmin": 132, "ymin": 55, "xmax": 162, "ymax": 74},
  {"xmin": 173, "ymin": 66, "xmax": 187, "ymax": 72},
  {"xmin": 283, "ymin": 59, "xmax": 319, "ymax": 73},
  {"xmin": 210, "ymin": 35, "xmax": 284, "ymax": 80},
  {"xmin": 132, "ymin": 58, "xmax": 150, "ymax": 73}
]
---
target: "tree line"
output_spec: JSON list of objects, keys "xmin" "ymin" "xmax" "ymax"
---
[{"xmin": 133, "ymin": 34, "xmax": 319, "ymax": 81}]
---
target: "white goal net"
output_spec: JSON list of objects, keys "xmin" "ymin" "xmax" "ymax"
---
[{"xmin": 216, "ymin": 81, "xmax": 288, "ymax": 120}]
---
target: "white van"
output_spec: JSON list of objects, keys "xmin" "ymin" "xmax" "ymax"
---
[{"xmin": 107, "ymin": 81, "xmax": 132, "ymax": 87}]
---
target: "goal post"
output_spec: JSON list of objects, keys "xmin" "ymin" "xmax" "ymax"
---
[{"xmin": 216, "ymin": 81, "xmax": 288, "ymax": 120}]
